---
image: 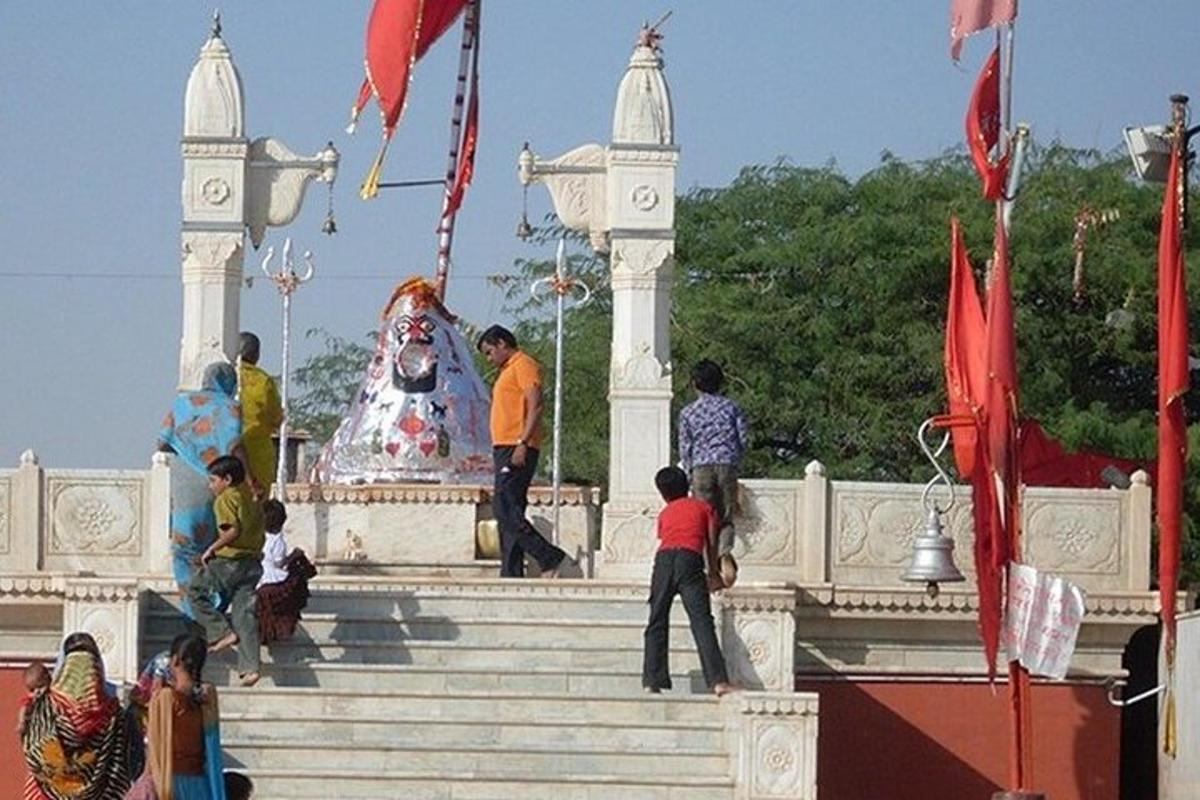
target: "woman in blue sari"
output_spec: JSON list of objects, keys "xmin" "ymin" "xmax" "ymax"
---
[{"xmin": 158, "ymin": 363, "xmax": 246, "ymax": 617}]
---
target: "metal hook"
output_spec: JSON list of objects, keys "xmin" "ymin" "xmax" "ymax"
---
[
  {"xmin": 1104, "ymin": 676, "xmax": 1165, "ymax": 707},
  {"xmin": 918, "ymin": 417, "xmax": 955, "ymax": 516}
]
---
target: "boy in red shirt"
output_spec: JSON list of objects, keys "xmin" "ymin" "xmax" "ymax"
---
[{"xmin": 642, "ymin": 466, "xmax": 733, "ymax": 696}]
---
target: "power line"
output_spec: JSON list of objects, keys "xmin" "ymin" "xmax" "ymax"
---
[{"xmin": 0, "ymin": 270, "xmax": 519, "ymax": 282}]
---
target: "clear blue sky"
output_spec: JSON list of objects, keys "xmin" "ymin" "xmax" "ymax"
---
[{"xmin": 1, "ymin": 2, "xmax": 1196, "ymax": 468}]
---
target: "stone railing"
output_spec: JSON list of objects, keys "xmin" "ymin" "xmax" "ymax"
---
[
  {"xmin": 600, "ymin": 460, "xmax": 1153, "ymax": 593},
  {"xmin": 0, "ymin": 451, "xmax": 171, "ymax": 577}
]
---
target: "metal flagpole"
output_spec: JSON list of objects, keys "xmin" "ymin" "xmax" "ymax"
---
[
  {"xmin": 996, "ymin": 19, "xmax": 1036, "ymax": 796},
  {"xmin": 434, "ymin": 0, "xmax": 480, "ymax": 300},
  {"xmin": 261, "ymin": 238, "xmax": 315, "ymax": 498},
  {"xmin": 531, "ymin": 238, "xmax": 591, "ymax": 545}
]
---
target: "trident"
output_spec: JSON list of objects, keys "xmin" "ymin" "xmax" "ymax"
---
[
  {"xmin": 531, "ymin": 238, "xmax": 592, "ymax": 546},
  {"xmin": 261, "ymin": 238, "xmax": 315, "ymax": 497}
]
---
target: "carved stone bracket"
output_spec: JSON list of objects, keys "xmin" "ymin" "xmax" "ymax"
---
[
  {"xmin": 725, "ymin": 691, "xmax": 819, "ymax": 800},
  {"xmin": 518, "ymin": 143, "xmax": 609, "ymax": 252},
  {"xmin": 719, "ymin": 587, "xmax": 798, "ymax": 691},
  {"xmin": 244, "ymin": 137, "xmax": 338, "ymax": 249},
  {"xmin": 61, "ymin": 578, "xmax": 141, "ymax": 683}
]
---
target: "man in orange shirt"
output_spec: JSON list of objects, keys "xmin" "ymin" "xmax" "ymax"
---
[{"xmin": 477, "ymin": 325, "xmax": 570, "ymax": 578}]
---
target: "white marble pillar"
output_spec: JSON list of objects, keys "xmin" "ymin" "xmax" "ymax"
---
[
  {"xmin": 178, "ymin": 18, "xmax": 338, "ymax": 390},
  {"xmin": 517, "ymin": 31, "xmax": 678, "ymax": 571},
  {"xmin": 179, "ymin": 23, "xmax": 248, "ymax": 390}
]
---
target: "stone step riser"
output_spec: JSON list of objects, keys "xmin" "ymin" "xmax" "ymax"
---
[
  {"xmin": 223, "ymin": 743, "xmax": 729, "ymax": 777},
  {"xmin": 142, "ymin": 622, "xmax": 704, "ymax": 653},
  {"xmin": 148, "ymin": 593, "xmax": 664, "ymax": 622},
  {"xmin": 220, "ymin": 690, "xmax": 720, "ymax": 724},
  {"xmin": 149, "ymin": 641, "xmax": 705, "ymax": 672},
  {"xmin": 0, "ymin": 632, "xmax": 61, "ymax": 657},
  {"xmin": 220, "ymin": 718, "xmax": 724, "ymax": 750},
  {"xmin": 200, "ymin": 664, "xmax": 711, "ymax": 695},
  {"xmin": 241, "ymin": 774, "xmax": 732, "ymax": 800}
]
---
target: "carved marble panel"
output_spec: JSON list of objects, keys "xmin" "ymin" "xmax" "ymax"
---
[
  {"xmin": 47, "ymin": 478, "xmax": 143, "ymax": 556},
  {"xmin": 730, "ymin": 694, "xmax": 819, "ymax": 800},
  {"xmin": 724, "ymin": 613, "xmax": 789, "ymax": 691},
  {"xmin": 1024, "ymin": 492, "xmax": 1121, "ymax": 575},
  {"xmin": 830, "ymin": 480, "xmax": 1134, "ymax": 591},
  {"xmin": 751, "ymin": 720, "xmax": 807, "ymax": 798},
  {"xmin": 0, "ymin": 475, "xmax": 10, "ymax": 555},
  {"xmin": 732, "ymin": 485, "xmax": 796, "ymax": 566},
  {"xmin": 601, "ymin": 512, "xmax": 658, "ymax": 566}
]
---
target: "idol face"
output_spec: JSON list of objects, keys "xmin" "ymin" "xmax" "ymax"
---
[{"xmin": 392, "ymin": 313, "xmax": 438, "ymax": 393}]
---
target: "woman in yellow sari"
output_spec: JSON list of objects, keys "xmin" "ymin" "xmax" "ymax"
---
[{"xmin": 237, "ymin": 332, "xmax": 283, "ymax": 496}]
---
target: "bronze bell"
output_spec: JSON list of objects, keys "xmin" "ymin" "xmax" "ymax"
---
[
  {"xmin": 516, "ymin": 214, "xmax": 533, "ymax": 241},
  {"xmin": 902, "ymin": 508, "xmax": 965, "ymax": 598},
  {"xmin": 321, "ymin": 211, "xmax": 337, "ymax": 236}
]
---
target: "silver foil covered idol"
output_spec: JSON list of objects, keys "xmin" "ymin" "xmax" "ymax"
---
[{"xmin": 314, "ymin": 278, "xmax": 493, "ymax": 484}]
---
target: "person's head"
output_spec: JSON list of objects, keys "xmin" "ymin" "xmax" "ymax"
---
[
  {"xmin": 24, "ymin": 661, "xmax": 50, "ymax": 692},
  {"xmin": 238, "ymin": 332, "xmax": 261, "ymax": 365},
  {"xmin": 224, "ymin": 771, "xmax": 255, "ymax": 800},
  {"xmin": 692, "ymin": 359, "xmax": 724, "ymax": 394},
  {"xmin": 169, "ymin": 633, "xmax": 207, "ymax": 688},
  {"xmin": 207, "ymin": 454, "xmax": 245, "ymax": 494},
  {"xmin": 202, "ymin": 361, "xmax": 239, "ymax": 397},
  {"xmin": 655, "ymin": 465, "xmax": 690, "ymax": 502},
  {"xmin": 62, "ymin": 631, "xmax": 101, "ymax": 661},
  {"xmin": 263, "ymin": 499, "xmax": 287, "ymax": 534},
  {"xmin": 476, "ymin": 325, "xmax": 519, "ymax": 368}
]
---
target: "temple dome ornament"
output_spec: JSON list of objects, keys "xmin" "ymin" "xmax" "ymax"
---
[
  {"xmin": 611, "ymin": 27, "xmax": 674, "ymax": 146},
  {"xmin": 183, "ymin": 19, "xmax": 245, "ymax": 139}
]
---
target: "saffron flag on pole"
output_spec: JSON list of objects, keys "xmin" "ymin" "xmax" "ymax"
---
[
  {"xmin": 1157, "ymin": 135, "xmax": 1188, "ymax": 757},
  {"xmin": 945, "ymin": 217, "xmax": 988, "ymax": 478},
  {"xmin": 981, "ymin": 211, "xmax": 1019, "ymax": 677},
  {"xmin": 950, "ymin": 0, "xmax": 1018, "ymax": 61},
  {"xmin": 348, "ymin": 0, "xmax": 469, "ymax": 198},
  {"xmin": 966, "ymin": 47, "xmax": 1009, "ymax": 201}
]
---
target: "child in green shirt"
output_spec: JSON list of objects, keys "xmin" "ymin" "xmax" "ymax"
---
[{"xmin": 186, "ymin": 455, "xmax": 266, "ymax": 687}]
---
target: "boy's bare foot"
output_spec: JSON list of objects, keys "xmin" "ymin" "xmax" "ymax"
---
[
  {"xmin": 712, "ymin": 682, "xmax": 736, "ymax": 697},
  {"xmin": 238, "ymin": 671, "xmax": 261, "ymax": 687},
  {"xmin": 209, "ymin": 632, "xmax": 238, "ymax": 653},
  {"xmin": 643, "ymin": 686, "xmax": 662, "ymax": 694},
  {"xmin": 719, "ymin": 555, "xmax": 739, "ymax": 589}
]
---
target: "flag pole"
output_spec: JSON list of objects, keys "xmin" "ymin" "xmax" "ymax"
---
[
  {"xmin": 433, "ymin": 0, "xmax": 480, "ymax": 301},
  {"xmin": 996, "ymin": 18, "xmax": 1035, "ymax": 794}
]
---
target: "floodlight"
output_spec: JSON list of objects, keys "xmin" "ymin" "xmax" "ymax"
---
[{"xmin": 1123, "ymin": 125, "xmax": 1174, "ymax": 183}]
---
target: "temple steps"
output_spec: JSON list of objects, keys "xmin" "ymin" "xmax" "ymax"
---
[{"xmin": 141, "ymin": 580, "xmax": 740, "ymax": 798}]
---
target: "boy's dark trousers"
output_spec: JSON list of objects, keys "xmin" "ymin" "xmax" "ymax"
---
[
  {"xmin": 642, "ymin": 548, "xmax": 729, "ymax": 690},
  {"xmin": 492, "ymin": 445, "xmax": 566, "ymax": 577},
  {"xmin": 188, "ymin": 556, "xmax": 263, "ymax": 674}
]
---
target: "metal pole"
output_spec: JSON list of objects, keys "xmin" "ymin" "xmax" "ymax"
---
[
  {"xmin": 551, "ymin": 271, "xmax": 565, "ymax": 543},
  {"xmin": 530, "ymin": 238, "xmax": 592, "ymax": 548},
  {"xmin": 434, "ymin": 0, "xmax": 479, "ymax": 300},
  {"xmin": 262, "ymin": 239, "xmax": 315, "ymax": 499}
]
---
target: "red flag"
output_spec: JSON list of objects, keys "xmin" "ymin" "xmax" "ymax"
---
[
  {"xmin": 950, "ymin": 0, "xmax": 1018, "ymax": 61},
  {"xmin": 975, "ymin": 212, "xmax": 1019, "ymax": 676},
  {"xmin": 945, "ymin": 218, "xmax": 989, "ymax": 478},
  {"xmin": 350, "ymin": 0, "xmax": 469, "ymax": 197},
  {"xmin": 966, "ymin": 47, "xmax": 1010, "ymax": 201},
  {"xmin": 1157, "ymin": 139, "xmax": 1188, "ymax": 683}
]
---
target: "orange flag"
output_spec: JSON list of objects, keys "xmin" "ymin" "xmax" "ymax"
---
[
  {"xmin": 945, "ymin": 218, "xmax": 988, "ymax": 478},
  {"xmin": 349, "ymin": 0, "xmax": 469, "ymax": 198},
  {"xmin": 1157, "ymin": 135, "xmax": 1188, "ymax": 756},
  {"xmin": 966, "ymin": 47, "xmax": 1010, "ymax": 201}
]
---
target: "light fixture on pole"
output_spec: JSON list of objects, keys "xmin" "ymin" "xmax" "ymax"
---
[
  {"xmin": 1124, "ymin": 93, "xmax": 1198, "ymax": 184},
  {"xmin": 261, "ymin": 238, "xmax": 315, "ymax": 496},
  {"xmin": 530, "ymin": 238, "xmax": 591, "ymax": 546},
  {"xmin": 902, "ymin": 417, "xmax": 966, "ymax": 598}
]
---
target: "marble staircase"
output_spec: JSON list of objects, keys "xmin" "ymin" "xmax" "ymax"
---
[{"xmin": 141, "ymin": 576, "xmax": 817, "ymax": 799}]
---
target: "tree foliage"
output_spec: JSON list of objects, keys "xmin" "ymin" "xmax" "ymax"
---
[{"xmin": 293, "ymin": 146, "xmax": 1200, "ymax": 580}]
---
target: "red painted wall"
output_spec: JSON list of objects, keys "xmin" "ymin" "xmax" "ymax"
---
[
  {"xmin": 797, "ymin": 677, "xmax": 1119, "ymax": 800},
  {"xmin": 1, "ymin": 664, "xmax": 34, "ymax": 800}
]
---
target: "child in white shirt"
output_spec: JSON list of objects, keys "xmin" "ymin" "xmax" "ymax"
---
[{"xmin": 256, "ymin": 500, "xmax": 317, "ymax": 644}]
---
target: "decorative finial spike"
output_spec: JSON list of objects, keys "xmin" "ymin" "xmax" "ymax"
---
[{"xmin": 211, "ymin": 9, "xmax": 222, "ymax": 38}]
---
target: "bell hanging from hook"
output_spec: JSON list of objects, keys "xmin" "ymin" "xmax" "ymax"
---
[
  {"xmin": 516, "ymin": 184, "xmax": 533, "ymax": 240},
  {"xmin": 321, "ymin": 181, "xmax": 337, "ymax": 236},
  {"xmin": 901, "ymin": 507, "xmax": 965, "ymax": 598}
]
